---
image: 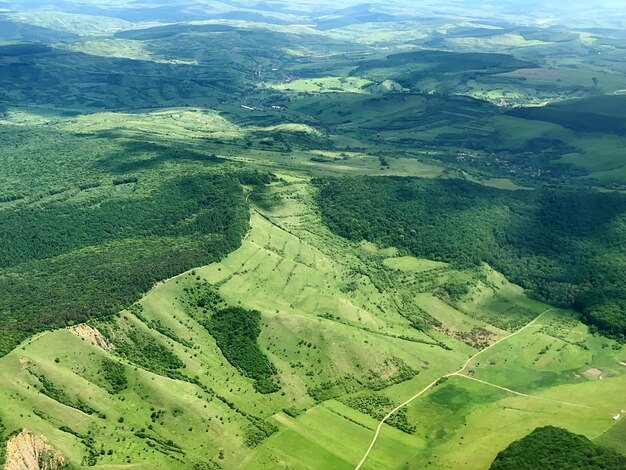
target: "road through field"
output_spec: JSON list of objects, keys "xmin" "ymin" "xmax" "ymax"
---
[
  {"xmin": 354, "ymin": 309, "xmax": 551, "ymax": 470},
  {"xmin": 453, "ymin": 374, "xmax": 592, "ymax": 408}
]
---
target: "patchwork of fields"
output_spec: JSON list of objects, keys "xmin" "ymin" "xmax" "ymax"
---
[
  {"xmin": 1, "ymin": 1, "xmax": 626, "ymax": 468},
  {"xmin": 1, "ymin": 179, "xmax": 623, "ymax": 468}
]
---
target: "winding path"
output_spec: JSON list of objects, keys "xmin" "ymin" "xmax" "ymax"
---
[
  {"xmin": 453, "ymin": 374, "xmax": 591, "ymax": 408},
  {"xmin": 354, "ymin": 310, "xmax": 550, "ymax": 470}
]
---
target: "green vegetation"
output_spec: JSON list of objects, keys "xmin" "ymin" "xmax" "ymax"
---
[
  {"xmin": 490, "ymin": 426, "xmax": 626, "ymax": 470},
  {"xmin": 353, "ymin": 50, "xmax": 537, "ymax": 86},
  {"xmin": 32, "ymin": 371, "xmax": 100, "ymax": 417},
  {"xmin": 100, "ymin": 358, "xmax": 127, "ymax": 394},
  {"xmin": 0, "ymin": 179, "xmax": 624, "ymax": 470},
  {"xmin": 509, "ymin": 96, "xmax": 626, "ymax": 135},
  {"xmin": 209, "ymin": 307, "xmax": 280, "ymax": 394},
  {"xmin": 130, "ymin": 303, "xmax": 194, "ymax": 348},
  {"xmin": 342, "ymin": 393, "xmax": 415, "ymax": 434},
  {"xmin": 315, "ymin": 176, "xmax": 626, "ymax": 339},
  {"xmin": 596, "ymin": 419, "xmax": 626, "ymax": 455},
  {"xmin": 244, "ymin": 416, "xmax": 279, "ymax": 448},
  {"xmin": 0, "ymin": 174, "xmax": 249, "ymax": 355},
  {"xmin": 0, "ymin": 416, "xmax": 7, "ymax": 467},
  {"xmin": 0, "ymin": 175, "xmax": 244, "ymax": 268},
  {"xmin": 1, "ymin": 1, "xmax": 626, "ymax": 469},
  {"xmin": 108, "ymin": 329, "xmax": 186, "ymax": 380}
]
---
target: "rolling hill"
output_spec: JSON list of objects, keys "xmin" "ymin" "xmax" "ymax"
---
[{"xmin": 0, "ymin": 1, "xmax": 625, "ymax": 469}]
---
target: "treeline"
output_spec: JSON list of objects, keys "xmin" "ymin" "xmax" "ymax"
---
[
  {"xmin": 32, "ymin": 371, "xmax": 102, "ymax": 418},
  {"xmin": 314, "ymin": 176, "xmax": 626, "ymax": 339},
  {"xmin": 490, "ymin": 426, "xmax": 626, "ymax": 469},
  {"xmin": 0, "ymin": 174, "xmax": 249, "ymax": 356},
  {"xmin": 0, "ymin": 416, "xmax": 7, "ymax": 467},
  {"xmin": 209, "ymin": 307, "xmax": 280, "ymax": 394},
  {"xmin": 342, "ymin": 393, "xmax": 415, "ymax": 434},
  {"xmin": 508, "ymin": 95, "xmax": 626, "ymax": 136},
  {"xmin": 108, "ymin": 329, "xmax": 186, "ymax": 381},
  {"xmin": 0, "ymin": 174, "xmax": 246, "ymax": 269}
]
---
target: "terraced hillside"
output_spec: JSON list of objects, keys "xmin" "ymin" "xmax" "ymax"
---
[
  {"xmin": 1, "ymin": 1, "xmax": 626, "ymax": 469},
  {"xmin": 1, "ymin": 178, "xmax": 624, "ymax": 469}
]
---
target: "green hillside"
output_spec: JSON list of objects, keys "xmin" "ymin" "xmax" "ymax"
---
[
  {"xmin": 315, "ymin": 176, "xmax": 626, "ymax": 338},
  {"xmin": 0, "ymin": 178, "xmax": 624, "ymax": 469},
  {"xmin": 490, "ymin": 426, "xmax": 626, "ymax": 470},
  {"xmin": 1, "ymin": 1, "xmax": 626, "ymax": 469}
]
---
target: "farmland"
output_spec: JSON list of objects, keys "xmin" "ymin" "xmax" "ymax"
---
[
  {"xmin": 0, "ymin": 1, "xmax": 625, "ymax": 469},
  {"xmin": 0, "ymin": 177, "xmax": 624, "ymax": 469}
]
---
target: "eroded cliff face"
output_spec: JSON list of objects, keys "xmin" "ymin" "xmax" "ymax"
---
[
  {"xmin": 72, "ymin": 324, "xmax": 114, "ymax": 351},
  {"xmin": 5, "ymin": 429, "xmax": 66, "ymax": 470}
]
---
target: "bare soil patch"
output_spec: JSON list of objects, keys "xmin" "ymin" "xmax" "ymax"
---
[
  {"xmin": 5, "ymin": 429, "xmax": 67, "ymax": 470},
  {"xmin": 72, "ymin": 324, "xmax": 114, "ymax": 351},
  {"xmin": 583, "ymin": 367, "xmax": 603, "ymax": 379}
]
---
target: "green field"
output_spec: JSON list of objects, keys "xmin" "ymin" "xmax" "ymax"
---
[
  {"xmin": 1, "ymin": 177, "xmax": 624, "ymax": 468},
  {"xmin": 1, "ymin": 1, "xmax": 626, "ymax": 468}
]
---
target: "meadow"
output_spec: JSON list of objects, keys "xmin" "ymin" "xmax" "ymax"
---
[
  {"xmin": 0, "ymin": 177, "xmax": 623, "ymax": 469},
  {"xmin": 1, "ymin": 1, "xmax": 626, "ymax": 468},
  {"xmin": 314, "ymin": 176, "xmax": 626, "ymax": 338}
]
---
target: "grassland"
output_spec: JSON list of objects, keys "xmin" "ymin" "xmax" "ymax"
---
[
  {"xmin": 367, "ymin": 308, "xmax": 626, "ymax": 469},
  {"xmin": 1, "ymin": 3, "xmax": 626, "ymax": 468},
  {"xmin": 315, "ymin": 176, "xmax": 626, "ymax": 337},
  {"xmin": 0, "ymin": 177, "xmax": 623, "ymax": 468}
]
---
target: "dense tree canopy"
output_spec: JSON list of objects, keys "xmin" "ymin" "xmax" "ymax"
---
[
  {"xmin": 0, "ymin": 174, "xmax": 249, "ymax": 355},
  {"xmin": 209, "ymin": 307, "xmax": 279, "ymax": 394},
  {"xmin": 490, "ymin": 426, "xmax": 626, "ymax": 470},
  {"xmin": 314, "ymin": 176, "xmax": 626, "ymax": 339}
]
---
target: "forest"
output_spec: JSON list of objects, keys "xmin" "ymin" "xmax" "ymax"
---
[
  {"xmin": 0, "ymin": 174, "xmax": 249, "ymax": 355},
  {"xmin": 209, "ymin": 307, "xmax": 280, "ymax": 394},
  {"xmin": 315, "ymin": 176, "xmax": 626, "ymax": 339},
  {"xmin": 490, "ymin": 426, "xmax": 626, "ymax": 469},
  {"xmin": 1, "ymin": 1, "xmax": 626, "ymax": 468}
]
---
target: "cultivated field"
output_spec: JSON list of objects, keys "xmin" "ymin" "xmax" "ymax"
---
[{"xmin": 1, "ymin": 2, "xmax": 626, "ymax": 468}]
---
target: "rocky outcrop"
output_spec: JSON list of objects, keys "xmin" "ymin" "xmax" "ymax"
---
[
  {"xmin": 5, "ymin": 429, "xmax": 67, "ymax": 470},
  {"xmin": 72, "ymin": 324, "xmax": 114, "ymax": 351}
]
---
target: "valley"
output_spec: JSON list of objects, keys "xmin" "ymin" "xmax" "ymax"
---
[
  {"xmin": 1, "ymin": 177, "xmax": 624, "ymax": 469},
  {"xmin": 0, "ymin": 1, "xmax": 625, "ymax": 469}
]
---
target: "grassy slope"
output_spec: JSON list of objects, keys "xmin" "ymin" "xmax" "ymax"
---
[
  {"xmin": 394, "ymin": 310, "xmax": 626, "ymax": 469},
  {"xmin": 314, "ymin": 175, "xmax": 626, "ymax": 337},
  {"xmin": 596, "ymin": 417, "xmax": 626, "ymax": 455},
  {"xmin": 0, "ymin": 178, "xmax": 623, "ymax": 469},
  {"xmin": 2, "ymin": 11, "xmax": 626, "ymax": 469}
]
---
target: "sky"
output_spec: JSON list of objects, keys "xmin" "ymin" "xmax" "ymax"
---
[{"xmin": 1, "ymin": 0, "xmax": 625, "ymax": 27}]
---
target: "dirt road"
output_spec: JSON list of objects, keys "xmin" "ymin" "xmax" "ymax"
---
[{"xmin": 354, "ymin": 310, "xmax": 550, "ymax": 470}]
